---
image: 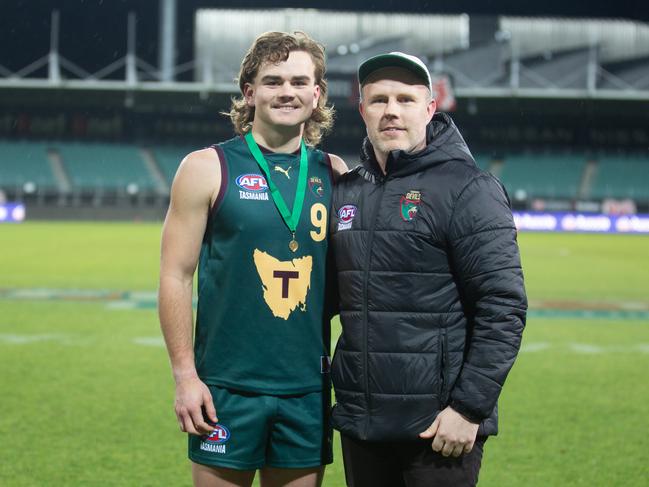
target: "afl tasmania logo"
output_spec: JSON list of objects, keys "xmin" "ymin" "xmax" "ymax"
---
[
  {"xmin": 205, "ymin": 424, "xmax": 230, "ymax": 444},
  {"xmin": 236, "ymin": 174, "xmax": 268, "ymax": 192},
  {"xmin": 337, "ymin": 204, "xmax": 357, "ymax": 231},
  {"xmin": 338, "ymin": 205, "xmax": 357, "ymax": 223},
  {"xmin": 200, "ymin": 424, "xmax": 230, "ymax": 454},
  {"xmin": 236, "ymin": 173, "xmax": 269, "ymax": 201}
]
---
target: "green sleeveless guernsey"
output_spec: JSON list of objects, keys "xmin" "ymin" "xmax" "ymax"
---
[{"xmin": 195, "ymin": 135, "xmax": 333, "ymax": 395}]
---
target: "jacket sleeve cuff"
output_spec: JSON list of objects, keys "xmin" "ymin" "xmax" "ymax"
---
[{"xmin": 449, "ymin": 398, "xmax": 484, "ymax": 424}]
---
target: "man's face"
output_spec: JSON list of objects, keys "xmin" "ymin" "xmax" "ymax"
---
[
  {"xmin": 359, "ymin": 67, "xmax": 435, "ymax": 159},
  {"xmin": 244, "ymin": 50, "xmax": 320, "ymax": 131}
]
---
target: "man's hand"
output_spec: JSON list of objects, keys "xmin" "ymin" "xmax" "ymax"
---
[
  {"xmin": 174, "ymin": 376, "xmax": 218, "ymax": 436},
  {"xmin": 419, "ymin": 406, "xmax": 479, "ymax": 457}
]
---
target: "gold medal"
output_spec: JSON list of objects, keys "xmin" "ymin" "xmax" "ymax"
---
[{"xmin": 245, "ymin": 134, "xmax": 308, "ymax": 257}]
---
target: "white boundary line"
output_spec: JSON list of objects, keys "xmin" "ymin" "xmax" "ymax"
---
[{"xmin": 3, "ymin": 335, "xmax": 648, "ymax": 354}]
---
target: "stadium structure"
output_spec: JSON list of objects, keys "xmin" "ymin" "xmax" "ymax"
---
[{"xmin": 1, "ymin": 2, "xmax": 648, "ymax": 230}]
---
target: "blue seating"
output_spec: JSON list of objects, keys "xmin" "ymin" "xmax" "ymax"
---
[
  {"xmin": 589, "ymin": 155, "xmax": 649, "ymax": 200},
  {"xmin": 499, "ymin": 153, "xmax": 586, "ymax": 199},
  {"xmin": 57, "ymin": 143, "xmax": 156, "ymax": 191},
  {"xmin": 0, "ymin": 141, "xmax": 58, "ymax": 189}
]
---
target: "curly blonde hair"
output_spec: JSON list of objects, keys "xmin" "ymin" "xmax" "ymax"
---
[{"xmin": 227, "ymin": 31, "xmax": 334, "ymax": 147}]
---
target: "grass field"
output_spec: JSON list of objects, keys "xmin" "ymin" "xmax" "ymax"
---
[{"xmin": 1, "ymin": 222, "xmax": 648, "ymax": 486}]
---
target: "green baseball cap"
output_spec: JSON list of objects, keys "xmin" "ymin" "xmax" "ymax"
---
[{"xmin": 358, "ymin": 51, "xmax": 432, "ymax": 92}]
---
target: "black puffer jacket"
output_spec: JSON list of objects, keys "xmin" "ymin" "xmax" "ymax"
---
[{"xmin": 330, "ymin": 113, "xmax": 527, "ymax": 441}]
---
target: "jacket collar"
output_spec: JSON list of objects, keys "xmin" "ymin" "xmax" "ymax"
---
[{"xmin": 360, "ymin": 113, "xmax": 475, "ymax": 179}]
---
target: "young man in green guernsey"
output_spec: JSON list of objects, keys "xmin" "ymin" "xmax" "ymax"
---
[{"xmin": 159, "ymin": 31, "xmax": 347, "ymax": 487}]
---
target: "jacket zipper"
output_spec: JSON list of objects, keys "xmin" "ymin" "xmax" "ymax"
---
[{"xmin": 362, "ymin": 178, "xmax": 385, "ymax": 438}]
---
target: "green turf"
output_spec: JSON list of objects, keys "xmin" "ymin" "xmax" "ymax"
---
[
  {"xmin": 520, "ymin": 233, "xmax": 649, "ymax": 302},
  {"xmin": 0, "ymin": 222, "xmax": 161, "ymax": 290},
  {"xmin": 1, "ymin": 222, "xmax": 648, "ymax": 486}
]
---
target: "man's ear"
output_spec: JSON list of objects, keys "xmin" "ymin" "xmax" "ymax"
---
[
  {"xmin": 244, "ymin": 83, "xmax": 255, "ymax": 107},
  {"xmin": 427, "ymin": 98, "xmax": 437, "ymax": 123},
  {"xmin": 312, "ymin": 84, "xmax": 321, "ymax": 109}
]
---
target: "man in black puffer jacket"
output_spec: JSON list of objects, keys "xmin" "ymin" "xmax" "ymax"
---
[{"xmin": 330, "ymin": 52, "xmax": 527, "ymax": 487}]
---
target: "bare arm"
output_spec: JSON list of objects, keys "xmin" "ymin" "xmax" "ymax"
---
[
  {"xmin": 159, "ymin": 148, "xmax": 221, "ymax": 435},
  {"xmin": 329, "ymin": 153, "xmax": 349, "ymax": 181}
]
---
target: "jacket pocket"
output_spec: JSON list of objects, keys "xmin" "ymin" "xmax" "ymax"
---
[{"xmin": 438, "ymin": 328, "xmax": 449, "ymax": 404}]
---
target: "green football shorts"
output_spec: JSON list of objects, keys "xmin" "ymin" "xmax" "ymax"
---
[{"xmin": 188, "ymin": 385, "xmax": 333, "ymax": 470}]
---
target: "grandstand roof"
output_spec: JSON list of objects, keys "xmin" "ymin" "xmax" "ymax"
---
[{"xmin": 3, "ymin": 9, "xmax": 649, "ymax": 102}]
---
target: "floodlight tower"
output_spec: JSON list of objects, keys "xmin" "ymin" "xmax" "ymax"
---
[
  {"xmin": 158, "ymin": 0, "xmax": 177, "ymax": 82},
  {"xmin": 48, "ymin": 10, "xmax": 61, "ymax": 83}
]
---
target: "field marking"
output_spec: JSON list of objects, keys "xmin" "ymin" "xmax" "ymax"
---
[
  {"xmin": 3, "ymin": 288, "xmax": 649, "ymax": 319},
  {"xmin": 520, "ymin": 342, "xmax": 551, "ymax": 353},
  {"xmin": 1, "ymin": 333, "xmax": 648, "ymax": 355},
  {"xmin": 518, "ymin": 342, "xmax": 649, "ymax": 354},
  {"xmin": 0, "ymin": 333, "xmax": 92, "ymax": 346},
  {"xmin": 528, "ymin": 309, "xmax": 649, "ymax": 320},
  {"xmin": 0, "ymin": 288, "xmax": 158, "ymax": 303},
  {"xmin": 132, "ymin": 336, "xmax": 165, "ymax": 347},
  {"xmin": 107, "ymin": 301, "xmax": 138, "ymax": 310},
  {"xmin": 570, "ymin": 343, "xmax": 604, "ymax": 354},
  {"xmin": 0, "ymin": 333, "xmax": 62, "ymax": 344}
]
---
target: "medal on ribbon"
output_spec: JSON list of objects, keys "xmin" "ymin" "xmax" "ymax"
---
[{"xmin": 244, "ymin": 133, "xmax": 308, "ymax": 252}]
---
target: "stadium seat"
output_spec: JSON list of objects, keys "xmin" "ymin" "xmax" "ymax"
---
[
  {"xmin": 589, "ymin": 154, "xmax": 649, "ymax": 201},
  {"xmin": 0, "ymin": 141, "xmax": 58, "ymax": 190},
  {"xmin": 498, "ymin": 153, "xmax": 586, "ymax": 199},
  {"xmin": 57, "ymin": 143, "xmax": 157, "ymax": 192},
  {"xmin": 151, "ymin": 146, "xmax": 197, "ymax": 186}
]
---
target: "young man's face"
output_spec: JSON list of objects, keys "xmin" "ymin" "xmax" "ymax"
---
[
  {"xmin": 245, "ymin": 50, "xmax": 320, "ymax": 132},
  {"xmin": 359, "ymin": 67, "xmax": 435, "ymax": 160}
]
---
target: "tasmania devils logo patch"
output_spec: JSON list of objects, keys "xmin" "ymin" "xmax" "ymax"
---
[
  {"xmin": 309, "ymin": 176, "xmax": 324, "ymax": 197},
  {"xmin": 400, "ymin": 191, "xmax": 421, "ymax": 221}
]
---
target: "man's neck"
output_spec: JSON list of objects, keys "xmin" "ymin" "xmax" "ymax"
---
[
  {"xmin": 373, "ymin": 138, "xmax": 428, "ymax": 175},
  {"xmin": 374, "ymin": 150, "xmax": 388, "ymax": 175},
  {"xmin": 250, "ymin": 122, "xmax": 303, "ymax": 153}
]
